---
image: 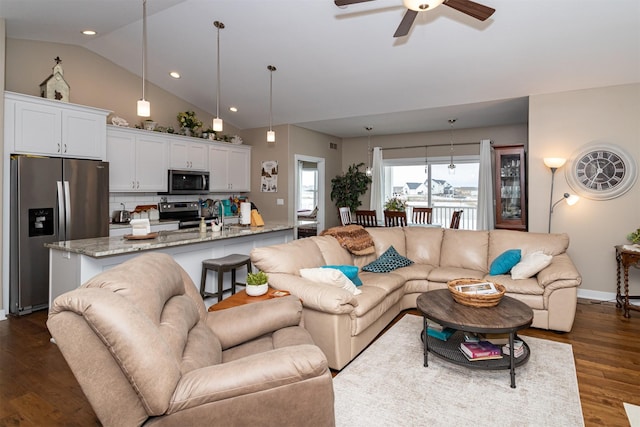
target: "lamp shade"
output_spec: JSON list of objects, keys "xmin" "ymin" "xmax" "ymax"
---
[
  {"xmin": 565, "ymin": 194, "xmax": 580, "ymax": 206},
  {"xmin": 213, "ymin": 117, "xmax": 223, "ymax": 132},
  {"xmin": 137, "ymin": 99, "xmax": 150, "ymax": 117},
  {"xmin": 267, "ymin": 130, "xmax": 275, "ymax": 143},
  {"xmin": 543, "ymin": 157, "xmax": 566, "ymax": 169}
]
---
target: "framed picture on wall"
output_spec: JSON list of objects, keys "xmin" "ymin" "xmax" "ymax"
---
[{"xmin": 261, "ymin": 160, "xmax": 278, "ymax": 192}]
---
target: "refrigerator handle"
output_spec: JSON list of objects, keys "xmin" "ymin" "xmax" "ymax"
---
[
  {"xmin": 56, "ymin": 181, "xmax": 65, "ymax": 236},
  {"xmin": 64, "ymin": 181, "xmax": 71, "ymax": 239}
]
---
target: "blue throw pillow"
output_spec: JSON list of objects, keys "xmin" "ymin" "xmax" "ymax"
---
[
  {"xmin": 362, "ymin": 246, "xmax": 414, "ymax": 273},
  {"xmin": 322, "ymin": 265, "xmax": 362, "ymax": 286},
  {"xmin": 490, "ymin": 249, "xmax": 522, "ymax": 275}
]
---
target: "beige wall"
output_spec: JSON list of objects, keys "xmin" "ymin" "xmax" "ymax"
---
[
  {"xmin": 5, "ymin": 38, "xmax": 240, "ymax": 136},
  {"xmin": 289, "ymin": 126, "xmax": 344, "ymax": 228},
  {"xmin": 529, "ymin": 83, "xmax": 640, "ymax": 296},
  {"xmin": 342, "ymin": 124, "xmax": 528, "ymax": 210}
]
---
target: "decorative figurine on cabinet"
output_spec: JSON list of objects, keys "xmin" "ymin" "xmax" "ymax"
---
[{"xmin": 40, "ymin": 56, "xmax": 70, "ymax": 102}]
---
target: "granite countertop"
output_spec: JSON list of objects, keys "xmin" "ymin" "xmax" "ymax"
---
[
  {"xmin": 109, "ymin": 219, "xmax": 179, "ymax": 230},
  {"xmin": 46, "ymin": 223, "xmax": 294, "ymax": 258}
]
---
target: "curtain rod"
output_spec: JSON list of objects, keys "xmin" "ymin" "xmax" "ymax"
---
[{"xmin": 380, "ymin": 141, "xmax": 484, "ymax": 151}]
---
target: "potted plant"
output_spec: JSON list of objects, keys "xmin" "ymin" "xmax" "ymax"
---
[
  {"xmin": 330, "ymin": 162, "xmax": 372, "ymax": 220},
  {"xmin": 246, "ymin": 270, "xmax": 269, "ymax": 296},
  {"xmin": 177, "ymin": 111, "xmax": 202, "ymax": 136},
  {"xmin": 384, "ymin": 196, "xmax": 407, "ymax": 212},
  {"xmin": 627, "ymin": 228, "xmax": 640, "ymax": 246}
]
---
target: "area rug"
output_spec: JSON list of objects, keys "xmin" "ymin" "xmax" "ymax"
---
[
  {"xmin": 333, "ymin": 315, "xmax": 584, "ymax": 426},
  {"xmin": 625, "ymin": 403, "xmax": 640, "ymax": 427}
]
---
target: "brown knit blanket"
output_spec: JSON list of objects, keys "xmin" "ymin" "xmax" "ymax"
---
[{"xmin": 321, "ymin": 225, "xmax": 375, "ymax": 255}]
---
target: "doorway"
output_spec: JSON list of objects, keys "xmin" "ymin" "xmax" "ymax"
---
[{"xmin": 294, "ymin": 155, "xmax": 325, "ymax": 238}]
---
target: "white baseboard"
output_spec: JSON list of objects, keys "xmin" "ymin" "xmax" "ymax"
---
[{"xmin": 578, "ymin": 288, "xmax": 640, "ymax": 306}]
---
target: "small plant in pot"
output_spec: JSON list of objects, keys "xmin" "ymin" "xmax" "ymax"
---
[{"xmin": 246, "ymin": 271, "xmax": 269, "ymax": 296}]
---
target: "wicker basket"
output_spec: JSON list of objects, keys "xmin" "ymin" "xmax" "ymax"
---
[{"xmin": 447, "ymin": 279, "xmax": 506, "ymax": 308}]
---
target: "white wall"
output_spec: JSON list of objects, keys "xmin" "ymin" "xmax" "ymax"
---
[{"xmin": 528, "ymin": 83, "xmax": 640, "ymax": 297}]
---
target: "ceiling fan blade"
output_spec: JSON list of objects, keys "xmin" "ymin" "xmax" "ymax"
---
[
  {"xmin": 334, "ymin": 0, "xmax": 376, "ymax": 6},
  {"xmin": 443, "ymin": 0, "xmax": 495, "ymax": 21},
  {"xmin": 393, "ymin": 9, "xmax": 418, "ymax": 37}
]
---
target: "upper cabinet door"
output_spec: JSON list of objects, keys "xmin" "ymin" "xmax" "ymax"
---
[
  {"xmin": 208, "ymin": 144, "xmax": 251, "ymax": 192},
  {"xmin": 6, "ymin": 91, "xmax": 109, "ymax": 160},
  {"xmin": 169, "ymin": 140, "xmax": 208, "ymax": 170}
]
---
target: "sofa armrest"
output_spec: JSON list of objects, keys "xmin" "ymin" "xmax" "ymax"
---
[
  {"xmin": 168, "ymin": 344, "xmax": 329, "ymax": 413},
  {"xmin": 206, "ymin": 295, "xmax": 302, "ymax": 349},
  {"xmin": 537, "ymin": 253, "xmax": 582, "ymax": 290},
  {"xmin": 268, "ymin": 272, "xmax": 358, "ymax": 314}
]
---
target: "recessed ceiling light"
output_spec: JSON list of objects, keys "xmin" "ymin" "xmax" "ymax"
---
[
  {"xmin": 229, "ymin": 107, "xmax": 238, "ymax": 112},
  {"xmin": 81, "ymin": 30, "xmax": 97, "ymax": 36},
  {"xmin": 169, "ymin": 71, "xmax": 181, "ymax": 79}
]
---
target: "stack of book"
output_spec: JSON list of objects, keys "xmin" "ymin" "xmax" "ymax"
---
[
  {"xmin": 459, "ymin": 341, "xmax": 502, "ymax": 361},
  {"xmin": 502, "ymin": 340, "xmax": 525, "ymax": 358},
  {"xmin": 427, "ymin": 320, "xmax": 455, "ymax": 341}
]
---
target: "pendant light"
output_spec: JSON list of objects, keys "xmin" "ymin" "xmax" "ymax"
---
[
  {"xmin": 267, "ymin": 65, "xmax": 277, "ymax": 143},
  {"xmin": 213, "ymin": 21, "xmax": 225, "ymax": 132},
  {"xmin": 365, "ymin": 126, "xmax": 373, "ymax": 176},
  {"xmin": 136, "ymin": 0, "xmax": 150, "ymax": 117},
  {"xmin": 448, "ymin": 118, "xmax": 456, "ymax": 175}
]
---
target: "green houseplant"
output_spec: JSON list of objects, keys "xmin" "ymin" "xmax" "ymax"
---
[
  {"xmin": 330, "ymin": 162, "xmax": 372, "ymax": 218},
  {"xmin": 384, "ymin": 196, "xmax": 407, "ymax": 212},
  {"xmin": 246, "ymin": 271, "xmax": 269, "ymax": 296},
  {"xmin": 627, "ymin": 228, "xmax": 640, "ymax": 245}
]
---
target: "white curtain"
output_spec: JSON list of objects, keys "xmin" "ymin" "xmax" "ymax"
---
[
  {"xmin": 476, "ymin": 139, "xmax": 494, "ymax": 230},
  {"xmin": 370, "ymin": 147, "xmax": 384, "ymax": 217}
]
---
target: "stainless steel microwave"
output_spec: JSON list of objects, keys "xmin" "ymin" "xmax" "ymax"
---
[{"xmin": 167, "ymin": 170, "xmax": 209, "ymax": 195}]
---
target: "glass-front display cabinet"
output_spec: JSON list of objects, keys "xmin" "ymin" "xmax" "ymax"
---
[{"xmin": 494, "ymin": 145, "xmax": 527, "ymax": 230}]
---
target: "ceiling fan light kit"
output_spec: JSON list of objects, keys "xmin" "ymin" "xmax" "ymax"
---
[{"xmin": 335, "ymin": 0, "xmax": 495, "ymax": 37}]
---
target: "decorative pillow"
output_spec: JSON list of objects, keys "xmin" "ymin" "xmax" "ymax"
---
[
  {"xmin": 299, "ymin": 268, "xmax": 362, "ymax": 295},
  {"xmin": 511, "ymin": 251, "xmax": 553, "ymax": 280},
  {"xmin": 322, "ymin": 265, "xmax": 362, "ymax": 286},
  {"xmin": 489, "ymin": 249, "xmax": 522, "ymax": 275},
  {"xmin": 362, "ymin": 245, "xmax": 413, "ymax": 273}
]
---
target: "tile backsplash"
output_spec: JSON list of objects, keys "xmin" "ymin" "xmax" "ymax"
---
[{"xmin": 109, "ymin": 193, "xmax": 245, "ymax": 219}]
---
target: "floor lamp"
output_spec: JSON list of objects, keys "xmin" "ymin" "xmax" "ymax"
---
[{"xmin": 544, "ymin": 158, "xmax": 566, "ymax": 233}]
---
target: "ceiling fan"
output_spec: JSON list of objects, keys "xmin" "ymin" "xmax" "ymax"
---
[{"xmin": 334, "ymin": 0, "xmax": 495, "ymax": 37}]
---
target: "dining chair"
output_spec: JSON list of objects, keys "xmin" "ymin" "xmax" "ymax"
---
[
  {"xmin": 384, "ymin": 210, "xmax": 407, "ymax": 227},
  {"xmin": 339, "ymin": 207, "xmax": 353, "ymax": 226},
  {"xmin": 412, "ymin": 207, "xmax": 433, "ymax": 224},
  {"xmin": 450, "ymin": 210, "xmax": 463, "ymax": 229},
  {"xmin": 355, "ymin": 210, "xmax": 378, "ymax": 227}
]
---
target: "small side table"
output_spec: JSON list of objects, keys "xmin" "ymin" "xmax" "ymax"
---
[
  {"xmin": 615, "ymin": 245, "xmax": 640, "ymax": 318},
  {"xmin": 207, "ymin": 288, "xmax": 291, "ymax": 312}
]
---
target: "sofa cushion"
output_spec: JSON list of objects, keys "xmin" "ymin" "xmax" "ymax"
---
[
  {"xmin": 439, "ymin": 229, "xmax": 489, "ymax": 272},
  {"xmin": 311, "ymin": 235, "xmax": 357, "ymax": 265},
  {"xmin": 427, "ymin": 266, "xmax": 486, "ymax": 283},
  {"xmin": 511, "ymin": 251, "xmax": 553, "ymax": 280},
  {"xmin": 404, "ymin": 227, "xmax": 444, "ymax": 266},
  {"xmin": 488, "ymin": 230, "xmax": 569, "ymax": 263},
  {"xmin": 489, "ymin": 249, "xmax": 521, "ymax": 275},
  {"xmin": 484, "ymin": 274, "xmax": 543, "ymax": 295},
  {"xmin": 359, "ymin": 271, "xmax": 406, "ymax": 294},
  {"xmin": 300, "ymin": 268, "xmax": 362, "ymax": 295},
  {"xmin": 390, "ymin": 263, "xmax": 434, "ymax": 282},
  {"xmin": 366, "ymin": 227, "xmax": 407, "ymax": 257},
  {"xmin": 251, "ymin": 238, "xmax": 325, "ymax": 274},
  {"xmin": 322, "ymin": 265, "xmax": 362, "ymax": 286},
  {"xmin": 362, "ymin": 246, "xmax": 413, "ymax": 273}
]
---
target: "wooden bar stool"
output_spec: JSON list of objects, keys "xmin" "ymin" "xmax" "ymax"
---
[{"xmin": 200, "ymin": 254, "xmax": 252, "ymax": 301}]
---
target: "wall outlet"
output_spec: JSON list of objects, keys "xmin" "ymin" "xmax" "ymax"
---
[{"xmin": 276, "ymin": 198, "xmax": 284, "ymax": 205}]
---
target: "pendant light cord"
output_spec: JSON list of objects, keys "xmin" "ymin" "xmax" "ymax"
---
[
  {"xmin": 142, "ymin": 0, "xmax": 147, "ymax": 101},
  {"xmin": 268, "ymin": 65, "xmax": 276, "ymax": 131},
  {"xmin": 215, "ymin": 22, "xmax": 222, "ymax": 119}
]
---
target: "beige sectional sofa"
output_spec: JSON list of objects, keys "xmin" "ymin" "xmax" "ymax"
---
[{"xmin": 250, "ymin": 227, "xmax": 582, "ymax": 370}]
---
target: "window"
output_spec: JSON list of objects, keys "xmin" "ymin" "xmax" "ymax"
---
[
  {"xmin": 298, "ymin": 168, "xmax": 318, "ymax": 211},
  {"xmin": 383, "ymin": 156, "xmax": 479, "ymax": 228}
]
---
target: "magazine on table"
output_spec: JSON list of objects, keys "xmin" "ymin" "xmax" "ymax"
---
[{"xmin": 455, "ymin": 282, "xmax": 498, "ymax": 295}]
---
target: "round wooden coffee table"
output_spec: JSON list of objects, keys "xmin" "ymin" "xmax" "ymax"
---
[{"xmin": 417, "ymin": 289, "xmax": 533, "ymax": 388}]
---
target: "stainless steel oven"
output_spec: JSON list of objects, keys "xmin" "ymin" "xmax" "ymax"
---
[{"xmin": 167, "ymin": 170, "xmax": 209, "ymax": 195}]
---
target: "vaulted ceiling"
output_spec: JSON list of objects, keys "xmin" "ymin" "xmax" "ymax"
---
[{"xmin": 1, "ymin": 0, "xmax": 638, "ymax": 137}]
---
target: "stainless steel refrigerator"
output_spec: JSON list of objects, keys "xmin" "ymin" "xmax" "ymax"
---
[{"xmin": 10, "ymin": 155, "xmax": 109, "ymax": 315}]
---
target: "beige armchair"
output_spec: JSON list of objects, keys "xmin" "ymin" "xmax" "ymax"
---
[{"xmin": 47, "ymin": 253, "xmax": 335, "ymax": 427}]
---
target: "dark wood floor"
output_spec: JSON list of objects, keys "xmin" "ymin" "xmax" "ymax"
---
[{"xmin": 0, "ymin": 299, "xmax": 638, "ymax": 426}]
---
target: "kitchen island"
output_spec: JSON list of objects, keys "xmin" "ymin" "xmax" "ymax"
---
[{"xmin": 46, "ymin": 223, "xmax": 294, "ymax": 307}]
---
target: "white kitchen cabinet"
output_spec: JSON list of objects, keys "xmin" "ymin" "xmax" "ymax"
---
[
  {"xmin": 4, "ymin": 91, "xmax": 109, "ymax": 160},
  {"xmin": 107, "ymin": 127, "xmax": 168, "ymax": 192},
  {"xmin": 209, "ymin": 144, "xmax": 251, "ymax": 192},
  {"xmin": 169, "ymin": 139, "xmax": 208, "ymax": 170}
]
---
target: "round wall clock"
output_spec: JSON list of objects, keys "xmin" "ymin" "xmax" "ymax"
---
[{"xmin": 565, "ymin": 143, "xmax": 637, "ymax": 200}]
